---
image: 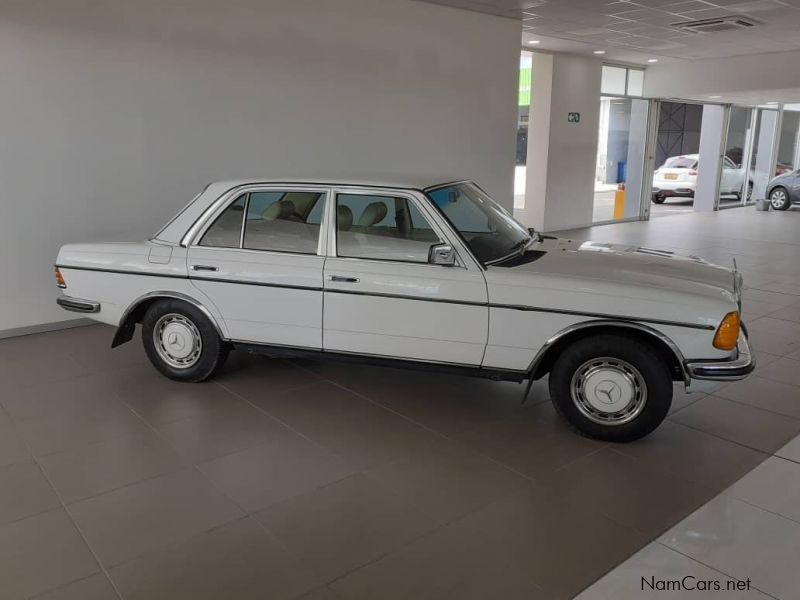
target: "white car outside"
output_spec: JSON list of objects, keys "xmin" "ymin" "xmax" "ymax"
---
[
  {"xmin": 652, "ymin": 154, "xmax": 751, "ymax": 203},
  {"xmin": 55, "ymin": 178, "xmax": 754, "ymax": 442}
]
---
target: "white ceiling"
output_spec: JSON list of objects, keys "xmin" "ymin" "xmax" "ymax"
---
[{"xmin": 421, "ymin": 0, "xmax": 800, "ymax": 64}]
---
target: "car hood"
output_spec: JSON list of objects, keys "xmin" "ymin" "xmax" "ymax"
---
[{"xmin": 486, "ymin": 237, "xmax": 738, "ymax": 327}]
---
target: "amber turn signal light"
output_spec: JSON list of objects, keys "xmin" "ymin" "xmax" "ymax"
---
[
  {"xmin": 713, "ymin": 311, "xmax": 740, "ymax": 351},
  {"xmin": 54, "ymin": 267, "xmax": 66, "ymax": 289}
]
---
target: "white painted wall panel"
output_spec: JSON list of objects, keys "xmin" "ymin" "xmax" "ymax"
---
[{"xmin": 0, "ymin": 0, "xmax": 520, "ymax": 331}]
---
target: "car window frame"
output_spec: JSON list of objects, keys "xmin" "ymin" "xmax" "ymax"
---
[
  {"xmin": 327, "ymin": 187, "xmax": 465, "ymax": 268},
  {"xmin": 188, "ymin": 184, "xmax": 331, "ymax": 257}
]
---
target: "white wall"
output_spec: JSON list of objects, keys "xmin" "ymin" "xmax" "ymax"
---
[
  {"xmin": 643, "ymin": 49, "xmax": 800, "ymax": 100},
  {"xmin": 521, "ymin": 53, "xmax": 602, "ymax": 232},
  {"xmin": 0, "ymin": 0, "xmax": 520, "ymax": 332}
]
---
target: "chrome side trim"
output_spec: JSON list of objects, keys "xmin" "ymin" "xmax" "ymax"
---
[
  {"xmin": 118, "ymin": 291, "xmax": 227, "ymax": 340},
  {"xmin": 56, "ymin": 295, "xmax": 101, "ymax": 314},
  {"xmin": 685, "ymin": 331, "xmax": 755, "ymax": 381},
  {"xmin": 527, "ymin": 319, "xmax": 690, "ymax": 385}
]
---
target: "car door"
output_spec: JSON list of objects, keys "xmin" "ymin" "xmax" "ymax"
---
[
  {"xmin": 186, "ymin": 185, "xmax": 329, "ymax": 348},
  {"xmin": 322, "ymin": 187, "xmax": 488, "ymax": 366}
]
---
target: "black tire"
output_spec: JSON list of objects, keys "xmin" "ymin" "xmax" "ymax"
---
[
  {"xmin": 141, "ymin": 299, "xmax": 229, "ymax": 382},
  {"xmin": 770, "ymin": 186, "xmax": 791, "ymax": 211},
  {"xmin": 735, "ymin": 182, "xmax": 753, "ymax": 202},
  {"xmin": 652, "ymin": 194, "xmax": 665, "ymax": 204},
  {"xmin": 549, "ymin": 334, "xmax": 672, "ymax": 443}
]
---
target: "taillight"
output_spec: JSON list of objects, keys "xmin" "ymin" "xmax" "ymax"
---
[
  {"xmin": 688, "ymin": 170, "xmax": 698, "ymax": 176},
  {"xmin": 54, "ymin": 267, "xmax": 66, "ymax": 289}
]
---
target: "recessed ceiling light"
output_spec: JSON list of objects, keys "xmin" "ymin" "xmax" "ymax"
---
[
  {"xmin": 766, "ymin": 101, "xmax": 778, "ymax": 105},
  {"xmin": 647, "ymin": 58, "xmax": 658, "ymax": 63},
  {"xmin": 708, "ymin": 95, "xmax": 722, "ymax": 99},
  {"xmin": 593, "ymin": 50, "xmax": 606, "ymax": 55},
  {"xmin": 527, "ymin": 40, "xmax": 541, "ymax": 44}
]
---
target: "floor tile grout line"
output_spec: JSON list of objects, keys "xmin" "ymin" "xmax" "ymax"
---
[
  {"xmin": 665, "ymin": 417, "xmax": 789, "ymax": 456},
  {"xmin": 653, "ymin": 541, "xmax": 782, "ymax": 600},
  {"xmin": 7, "ymin": 422, "xmax": 126, "ymax": 600},
  {"xmin": 708, "ymin": 392, "xmax": 800, "ymax": 421}
]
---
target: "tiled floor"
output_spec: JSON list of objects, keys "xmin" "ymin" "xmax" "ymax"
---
[{"xmin": 1, "ymin": 205, "xmax": 800, "ymax": 599}]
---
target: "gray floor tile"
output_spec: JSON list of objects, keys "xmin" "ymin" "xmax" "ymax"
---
[
  {"xmin": 38, "ymin": 431, "xmax": 187, "ymax": 503},
  {"xmin": 198, "ymin": 433, "xmax": 356, "ymax": 512},
  {"xmin": 364, "ymin": 437, "xmax": 528, "ymax": 525},
  {"xmin": 576, "ymin": 542, "xmax": 772, "ymax": 599},
  {"xmin": 14, "ymin": 400, "xmax": 149, "ymax": 457},
  {"xmin": 661, "ymin": 495, "xmax": 800, "ymax": 599},
  {"xmin": 0, "ymin": 461, "xmax": 61, "ymax": 526},
  {"xmin": 0, "ymin": 421, "xmax": 32, "ymax": 467},
  {"xmin": 0, "ymin": 509, "xmax": 99, "ymax": 600},
  {"xmin": 108, "ymin": 517, "xmax": 318, "ymax": 600},
  {"xmin": 756, "ymin": 356, "xmax": 800, "ymax": 387},
  {"xmin": 776, "ymin": 434, "xmax": 800, "ymax": 463},
  {"xmin": 714, "ymin": 375, "xmax": 800, "ymax": 418},
  {"xmin": 669, "ymin": 394, "xmax": 800, "ymax": 453},
  {"xmin": 727, "ymin": 456, "xmax": 800, "ymax": 523},
  {"xmin": 31, "ymin": 573, "xmax": 119, "ymax": 600},
  {"xmin": 548, "ymin": 447, "xmax": 714, "ymax": 538},
  {"xmin": 331, "ymin": 484, "xmax": 644, "ymax": 600},
  {"xmin": 68, "ymin": 468, "xmax": 243, "ymax": 567},
  {"xmin": 255, "ymin": 473, "xmax": 439, "ymax": 582},
  {"xmin": 153, "ymin": 400, "xmax": 289, "ymax": 464},
  {"xmin": 616, "ymin": 421, "xmax": 767, "ymax": 489}
]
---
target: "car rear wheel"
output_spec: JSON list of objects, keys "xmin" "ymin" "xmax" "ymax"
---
[
  {"xmin": 770, "ymin": 187, "xmax": 791, "ymax": 211},
  {"xmin": 142, "ymin": 299, "xmax": 229, "ymax": 382},
  {"xmin": 549, "ymin": 334, "xmax": 672, "ymax": 442},
  {"xmin": 652, "ymin": 194, "xmax": 665, "ymax": 204}
]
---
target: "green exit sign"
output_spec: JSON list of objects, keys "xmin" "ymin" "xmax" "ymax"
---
[{"xmin": 568, "ymin": 112, "xmax": 580, "ymax": 123}]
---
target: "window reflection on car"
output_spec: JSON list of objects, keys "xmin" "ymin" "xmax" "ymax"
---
[{"xmin": 427, "ymin": 182, "xmax": 531, "ymax": 265}]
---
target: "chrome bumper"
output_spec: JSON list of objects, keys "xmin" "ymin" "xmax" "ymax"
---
[
  {"xmin": 57, "ymin": 295, "xmax": 101, "ymax": 314},
  {"xmin": 685, "ymin": 332, "xmax": 755, "ymax": 381}
]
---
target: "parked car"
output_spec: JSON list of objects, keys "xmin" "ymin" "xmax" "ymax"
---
[
  {"xmin": 54, "ymin": 178, "xmax": 754, "ymax": 442},
  {"xmin": 767, "ymin": 169, "xmax": 800, "ymax": 210},
  {"xmin": 652, "ymin": 154, "xmax": 751, "ymax": 204}
]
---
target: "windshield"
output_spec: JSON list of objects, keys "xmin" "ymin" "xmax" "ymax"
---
[
  {"xmin": 426, "ymin": 182, "xmax": 530, "ymax": 264},
  {"xmin": 663, "ymin": 156, "xmax": 697, "ymax": 169}
]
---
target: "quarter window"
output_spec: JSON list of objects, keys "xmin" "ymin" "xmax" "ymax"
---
[
  {"xmin": 336, "ymin": 194, "xmax": 441, "ymax": 263},
  {"xmin": 199, "ymin": 194, "xmax": 246, "ymax": 248}
]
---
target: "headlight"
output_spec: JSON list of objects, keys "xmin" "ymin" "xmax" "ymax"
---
[{"xmin": 713, "ymin": 312, "xmax": 740, "ymax": 351}]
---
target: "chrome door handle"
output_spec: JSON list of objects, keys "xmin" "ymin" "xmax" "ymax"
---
[
  {"xmin": 329, "ymin": 275, "xmax": 359, "ymax": 283},
  {"xmin": 192, "ymin": 264, "xmax": 218, "ymax": 272}
]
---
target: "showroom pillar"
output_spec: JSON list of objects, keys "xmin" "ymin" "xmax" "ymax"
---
[
  {"xmin": 520, "ymin": 53, "xmax": 602, "ymax": 232},
  {"xmin": 753, "ymin": 109, "xmax": 779, "ymax": 200},
  {"xmin": 694, "ymin": 104, "xmax": 727, "ymax": 211}
]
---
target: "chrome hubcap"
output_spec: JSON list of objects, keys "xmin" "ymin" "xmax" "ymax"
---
[
  {"xmin": 570, "ymin": 357, "xmax": 647, "ymax": 426},
  {"xmin": 153, "ymin": 314, "xmax": 202, "ymax": 369},
  {"xmin": 771, "ymin": 190, "xmax": 786, "ymax": 208}
]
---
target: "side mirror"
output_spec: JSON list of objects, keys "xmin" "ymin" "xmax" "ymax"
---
[
  {"xmin": 429, "ymin": 244, "xmax": 456, "ymax": 267},
  {"xmin": 527, "ymin": 228, "xmax": 543, "ymax": 243}
]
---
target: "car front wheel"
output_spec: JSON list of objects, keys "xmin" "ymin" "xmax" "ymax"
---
[
  {"xmin": 770, "ymin": 187, "xmax": 791, "ymax": 211},
  {"xmin": 549, "ymin": 334, "xmax": 672, "ymax": 442},
  {"xmin": 142, "ymin": 299, "xmax": 229, "ymax": 382}
]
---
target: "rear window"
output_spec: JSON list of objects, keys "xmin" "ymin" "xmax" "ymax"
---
[{"xmin": 663, "ymin": 157, "xmax": 697, "ymax": 169}]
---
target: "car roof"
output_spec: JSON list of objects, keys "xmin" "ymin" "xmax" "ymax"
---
[
  {"xmin": 207, "ymin": 176, "xmax": 466, "ymax": 191},
  {"xmin": 153, "ymin": 176, "xmax": 470, "ymax": 245}
]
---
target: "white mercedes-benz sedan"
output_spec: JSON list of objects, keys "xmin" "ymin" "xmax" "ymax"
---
[{"xmin": 54, "ymin": 178, "xmax": 754, "ymax": 442}]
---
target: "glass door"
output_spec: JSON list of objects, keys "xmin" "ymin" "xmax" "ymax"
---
[
  {"xmin": 745, "ymin": 107, "xmax": 780, "ymax": 206},
  {"xmin": 593, "ymin": 96, "xmax": 651, "ymax": 223},
  {"xmin": 718, "ymin": 106, "xmax": 754, "ymax": 209}
]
